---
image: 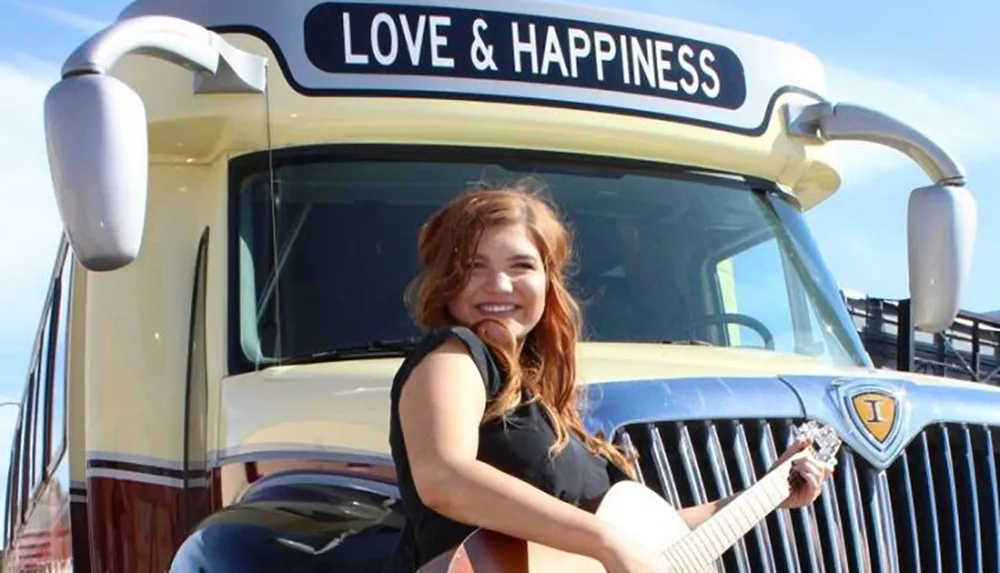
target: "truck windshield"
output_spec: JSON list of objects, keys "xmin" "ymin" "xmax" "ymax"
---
[{"xmin": 230, "ymin": 146, "xmax": 870, "ymax": 372}]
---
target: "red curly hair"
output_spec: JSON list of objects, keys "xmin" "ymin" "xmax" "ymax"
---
[{"xmin": 404, "ymin": 179, "xmax": 636, "ymax": 479}]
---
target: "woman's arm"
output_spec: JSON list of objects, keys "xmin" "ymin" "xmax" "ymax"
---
[
  {"xmin": 676, "ymin": 496, "xmax": 737, "ymax": 530},
  {"xmin": 398, "ymin": 336, "xmax": 619, "ymax": 563}
]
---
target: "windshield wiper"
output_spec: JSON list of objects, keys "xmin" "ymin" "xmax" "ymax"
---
[
  {"xmin": 660, "ymin": 339, "xmax": 716, "ymax": 347},
  {"xmin": 278, "ymin": 337, "xmax": 421, "ymax": 365}
]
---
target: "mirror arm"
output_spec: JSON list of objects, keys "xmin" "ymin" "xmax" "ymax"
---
[
  {"xmin": 785, "ymin": 102, "xmax": 965, "ymax": 187},
  {"xmin": 61, "ymin": 14, "xmax": 267, "ymax": 95},
  {"xmin": 787, "ymin": 101, "xmax": 976, "ymax": 336}
]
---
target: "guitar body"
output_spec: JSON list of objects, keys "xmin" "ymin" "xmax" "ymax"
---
[{"xmin": 416, "ymin": 481, "xmax": 712, "ymax": 573}]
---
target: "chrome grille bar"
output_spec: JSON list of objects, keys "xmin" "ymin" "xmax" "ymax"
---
[
  {"xmin": 817, "ymin": 456, "xmax": 850, "ymax": 573},
  {"xmin": 617, "ymin": 430, "xmax": 644, "ymax": 487},
  {"xmin": 677, "ymin": 423, "xmax": 709, "ymax": 506},
  {"xmin": 788, "ymin": 420, "xmax": 826, "ymax": 573},
  {"xmin": 732, "ymin": 422, "xmax": 779, "ymax": 573},
  {"xmin": 918, "ymin": 432, "xmax": 943, "ymax": 573},
  {"xmin": 961, "ymin": 425, "xmax": 983, "ymax": 573},
  {"xmin": 870, "ymin": 471, "xmax": 900, "ymax": 573},
  {"xmin": 839, "ymin": 451, "xmax": 873, "ymax": 573},
  {"xmin": 895, "ymin": 451, "xmax": 922, "ymax": 573},
  {"xmin": 795, "ymin": 499, "xmax": 826, "ymax": 573},
  {"xmin": 940, "ymin": 425, "xmax": 963, "ymax": 572},
  {"xmin": 760, "ymin": 421, "xmax": 804, "ymax": 573},
  {"xmin": 646, "ymin": 423, "xmax": 681, "ymax": 509},
  {"xmin": 704, "ymin": 422, "xmax": 752, "ymax": 573},
  {"xmin": 675, "ymin": 423, "xmax": 726, "ymax": 573}
]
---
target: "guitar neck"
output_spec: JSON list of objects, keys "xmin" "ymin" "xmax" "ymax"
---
[{"xmin": 664, "ymin": 457, "xmax": 795, "ymax": 573}]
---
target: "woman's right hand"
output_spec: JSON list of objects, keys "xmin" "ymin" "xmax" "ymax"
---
[{"xmin": 598, "ymin": 528, "xmax": 673, "ymax": 573}]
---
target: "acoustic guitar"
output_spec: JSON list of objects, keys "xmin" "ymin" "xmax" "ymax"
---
[{"xmin": 416, "ymin": 420, "xmax": 842, "ymax": 573}]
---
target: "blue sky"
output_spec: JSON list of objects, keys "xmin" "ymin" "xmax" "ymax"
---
[{"xmin": 0, "ymin": 0, "xmax": 997, "ymax": 536}]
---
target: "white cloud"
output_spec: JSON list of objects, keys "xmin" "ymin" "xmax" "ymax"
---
[
  {"xmin": 0, "ymin": 4, "xmax": 115, "ymax": 353},
  {"xmin": 3, "ymin": 0, "xmax": 109, "ymax": 35},
  {"xmin": 0, "ymin": 56, "xmax": 64, "ymax": 349}
]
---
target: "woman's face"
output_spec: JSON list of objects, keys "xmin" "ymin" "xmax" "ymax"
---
[{"xmin": 447, "ymin": 223, "xmax": 548, "ymax": 339}]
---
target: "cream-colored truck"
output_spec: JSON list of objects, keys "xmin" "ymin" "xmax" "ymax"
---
[{"xmin": 3, "ymin": 0, "xmax": 991, "ymax": 572}]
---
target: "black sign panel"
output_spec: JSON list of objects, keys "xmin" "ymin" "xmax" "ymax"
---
[{"xmin": 303, "ymin": 3, "xmax": 747, "ymax": 110}]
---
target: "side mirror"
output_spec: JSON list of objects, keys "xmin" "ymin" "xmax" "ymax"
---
[
  {"xmin": 44, "ymin": 73, "xmax": 149, "ymax": 272},
  {"xmin": 907, "ymin": 183, "xmax": 977, "ymax": 332}
]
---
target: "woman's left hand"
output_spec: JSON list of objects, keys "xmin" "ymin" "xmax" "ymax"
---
[{"xmin": 770, "ymin": 436, "xmax": 836, "ymax": 509}]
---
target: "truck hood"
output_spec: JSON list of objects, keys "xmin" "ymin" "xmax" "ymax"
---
[{"xmin": 216, "ymin": 343, "xmax": 999, "ymax": 462}]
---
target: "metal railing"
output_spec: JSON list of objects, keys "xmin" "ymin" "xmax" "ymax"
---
[{"xmin": 845, "ymin": 294, "xmax": 1000, "ymax": 385}]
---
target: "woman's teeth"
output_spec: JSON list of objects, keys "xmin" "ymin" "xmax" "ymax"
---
[{"xmin": 479, "ymin": 304, "xmax": 516, "ymax": 313}]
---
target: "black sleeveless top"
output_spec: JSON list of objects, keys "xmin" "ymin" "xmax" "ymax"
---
[{"xmin": 382, "ymin": 326, "xmax": 630, "ymax": 573}]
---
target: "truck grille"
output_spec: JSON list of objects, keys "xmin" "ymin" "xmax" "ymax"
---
[{"xmin": 615, "ymin": 418, "xmax": 1000, "ymax": 573}]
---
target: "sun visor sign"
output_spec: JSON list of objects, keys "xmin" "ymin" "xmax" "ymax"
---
[{"xmin": 302, "ymin": 2, "xmax": 748, "ymax": 112}]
